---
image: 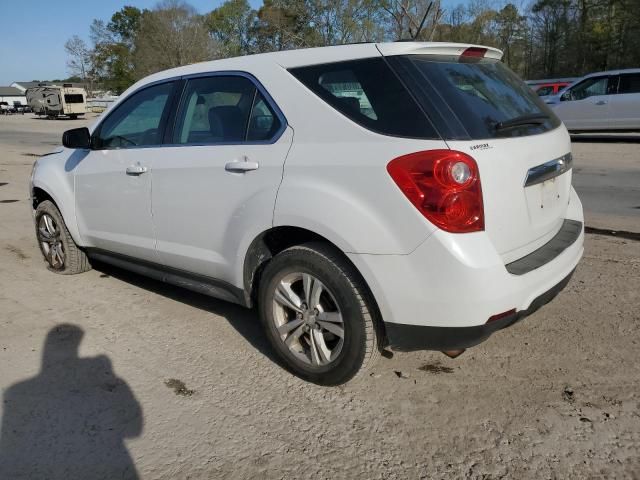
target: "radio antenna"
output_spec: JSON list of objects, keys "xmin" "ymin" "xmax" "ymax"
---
[{"xmin": 412, "ymin": 1, "xmax": 433, "ymax": 40}]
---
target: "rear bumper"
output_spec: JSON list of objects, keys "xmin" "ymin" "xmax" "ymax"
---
[
  {"xmin": 346, "ymin": 187, "xmax": 584, "ymax": 350},
  {"xmin": 385, "ymin": 269, "xmax": 574, "ymax": 351}
]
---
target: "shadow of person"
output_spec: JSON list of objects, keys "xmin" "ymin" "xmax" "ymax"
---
[{"xmin": 0, "ymin": 324, "xmax": 143, "ymax": 479}]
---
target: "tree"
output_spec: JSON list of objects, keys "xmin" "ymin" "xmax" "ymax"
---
[
  {"xmin": 133, "ymin": 0, "xmax": 218, "ymax": 78},
  {"xmin": 64, "ymin": 36, "xmax": 92, "ymax": 93},
  {"xmin": 494, "ymin": 4, "xmax": 526, "ymax": 68},
  {"xmin": 90, "ymin": 6, "xmax": 144, "ymax": 94},
  {"xmin": 207, "ymin": 0, "xmax": 256, "ymax": 57}
]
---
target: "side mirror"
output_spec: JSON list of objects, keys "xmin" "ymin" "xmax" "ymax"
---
[
  {"xmin": 62, "ymin": 127, "xmax": 91, "ymax": 149},
  {"xmin": 560, "ymin": 91, "xmax": 571, "ymax": 102}
]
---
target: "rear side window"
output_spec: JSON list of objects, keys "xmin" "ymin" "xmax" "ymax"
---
[
  {"xmin": 618, "ymin": 73, "xmax": 640, "ymax": 94},
  {"xmin": 289, "ymin": 58, "xmax": 438, "ymax": 139},
  {"xmin": 393, "ymin": 55, "xmax": 561, "ymax": 140}
]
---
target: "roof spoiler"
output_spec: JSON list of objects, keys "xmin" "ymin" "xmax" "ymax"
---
[{"xmin": 376, "ymin": 42, "xmax": 503, "ymax": 60}]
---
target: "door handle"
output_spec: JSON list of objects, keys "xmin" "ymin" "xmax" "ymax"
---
[
  {"xmin": 225, "ymin": 159, "xmax": 259, "ymax": 173},
  {"xmin": 126, "ymin": 165, "xmax": 147, "ymax": 175},
  {"xmin": 595, "ymin": 100, "xmax": 607, "ymax": 105}
]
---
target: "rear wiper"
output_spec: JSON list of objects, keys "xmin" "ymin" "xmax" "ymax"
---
[{"xmin": 494, "ymin": 114, "xmax": 549, "ymax": 131}]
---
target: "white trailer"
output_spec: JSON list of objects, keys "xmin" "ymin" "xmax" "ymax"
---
[{"xmin": 26, "ymin": 84, "xmax": 87, "ymax": 119}]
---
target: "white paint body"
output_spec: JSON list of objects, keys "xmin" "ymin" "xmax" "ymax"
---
[
  {"xmin": 31, "ymin": 42, "xmax": 584, "ymax": 331},
  {"xmin": 548, "ymin": 68, "xmax": 640, "ymax": 131}
]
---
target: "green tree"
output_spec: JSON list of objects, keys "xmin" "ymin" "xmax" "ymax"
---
[
  {"xmin": 133, "ymin": 0, "xmax": 217, "ymax": 78},
  {"xmin": 90, "ymin": 6, "xmax": 144, "ymax": 93},
  {"xmin": 207, "ymin": 0, "xmax": 256, "ymax": 56}
]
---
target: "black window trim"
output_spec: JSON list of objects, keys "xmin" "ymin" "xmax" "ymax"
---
[
  {"xmin": 91, "ymin": 71, "xmax": 287, "ymax": 150},
  {"xmin": 165, "ymin": 70, "xmax": 287, "ymax": 147},
  {"xmin": 91, "ymin": 78, "xmax": 181, "ymax": 151}
]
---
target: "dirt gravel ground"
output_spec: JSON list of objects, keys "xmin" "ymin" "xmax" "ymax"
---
[{"xmin": 0, "ymin": 114, "xmax": 639, "ymax": 479}]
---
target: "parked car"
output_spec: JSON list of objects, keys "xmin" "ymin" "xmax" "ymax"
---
[
  {"xmin": 30, "ymin": 42, "xmax": 584, "ymax": 385},
  {"xmin": 533, "ymin": 82, "xmax": 571, "ymax": 97},
  {"xmin": 545, "ymin": 68, "xmax": 640, "ymax": 131},
  {"xmin": 0, "ymin": 102, "xmax": 10, "ymax": 114}
]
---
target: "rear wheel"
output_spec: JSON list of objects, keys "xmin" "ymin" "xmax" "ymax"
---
[
  {"xmin": 35, "ymin": 200, "xmax": 91, "ymax": 274},
  {"xmin": 258, "ymin": 242, "xmax": 381, "ymax": 385}
]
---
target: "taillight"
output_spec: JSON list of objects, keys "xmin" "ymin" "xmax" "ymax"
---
[
  {"xmin": 387, "ymin": 150, "xmax": 484, "ymax": 233},
  {"xmin": 462, "ymin": 47, "xmax": 487, "ymax": 58}
]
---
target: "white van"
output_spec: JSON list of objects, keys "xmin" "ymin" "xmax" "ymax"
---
[
  {"xmin": 26, "ymin": 84, "xmax": 87, "ymax": 119},
  {"xmin": 546, "ymin": 69, "xmax": 640, "ymax": 131}
]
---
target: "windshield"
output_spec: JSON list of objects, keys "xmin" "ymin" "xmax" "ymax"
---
[{"xmin": 391, "ymin": 55, "xmax": 561, "ymax": 140}]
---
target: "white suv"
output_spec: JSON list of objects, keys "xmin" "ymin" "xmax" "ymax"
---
[{"xmin": 31, "ymin": 42, "xmax": 584, "ymax": 385}]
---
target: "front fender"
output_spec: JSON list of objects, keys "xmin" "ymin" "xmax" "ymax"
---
[{"xmin": 31, "ymin": 150, "xmax": 83, "ymax": 246}]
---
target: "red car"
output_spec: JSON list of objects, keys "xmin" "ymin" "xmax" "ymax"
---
[{"xmin": 532, "ymin": 82, "xmax": 571, "ymax": 96}]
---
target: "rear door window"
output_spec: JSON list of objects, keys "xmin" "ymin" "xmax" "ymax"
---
[
  {"xmin": 173, "ymin": 76, "xmax": 256, "ymax": 144},
  {"xmin": 618, "ymin": 73, "xmax": 640, "ymax": 94},
  {"xmin": 289, "ymin": 58, "xmax": 438, "ymax": 139},
  {"xmin": 391, "ymin": 55, "xmax": 561, "ymax": 140}
]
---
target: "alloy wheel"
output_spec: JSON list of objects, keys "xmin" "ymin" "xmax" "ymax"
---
[
  {"xmin": 38, "ymin": 213, "xmax": 65, "ymax": 269},
  {"xmin": 271, "ymin": 272, "xmax": 344, "ymax": 367}
]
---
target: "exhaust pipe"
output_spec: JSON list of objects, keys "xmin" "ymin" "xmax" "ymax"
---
[{"xmin": 442, "ymin": 349, "xmax": 465, "ymax": 359}]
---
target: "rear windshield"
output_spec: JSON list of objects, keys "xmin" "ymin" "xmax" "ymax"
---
[
  {"xmin": 289, "ymin": 58, "xmax": 438, "ymax": 139},
  {"xmin": 392, "ymin": 55, "xmax": 560, "ymax": 139},
  {"xmin": 64, "ymin": 94, "xmax": 84, "ymax": 104}
]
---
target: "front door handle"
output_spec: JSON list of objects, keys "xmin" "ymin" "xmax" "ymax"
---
[
  {"xmin": 225, "ymin": 159, "xmax": 259, "ymax": 173},
  {"xmin": 595, "ymin": 100, "xmax": 608, "ymax": 105},
  {"xmin": 126, "ymin": 165, "xmax": 147, "ymax": 175}
]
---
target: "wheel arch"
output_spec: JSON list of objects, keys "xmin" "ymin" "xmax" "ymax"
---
[
  {"xmin": 31, "ymin": 179, "xmax": 82, "ymax": 246},
  {"xmin": 242, "ymin": 226, "xmax": 386, "ymax": 341}
]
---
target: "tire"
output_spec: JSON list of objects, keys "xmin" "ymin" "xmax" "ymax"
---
[
  {"xmin": 34, "ymin": 200, "xmax": 91, "ymax": 275},
  {"xmin": 258, "ymin": 242, "xmax": 381, "ymax": 385}
]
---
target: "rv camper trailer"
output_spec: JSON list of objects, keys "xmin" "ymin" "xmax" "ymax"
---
[{"xmin": 26, "ymin": 84, "xmax": 87, "ymax": 119}]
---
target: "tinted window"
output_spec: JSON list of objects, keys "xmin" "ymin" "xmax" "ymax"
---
[
  {"xmin": 174, "ymin": 76, "xmax": 257, "ymax": 144},
  {"xmin": 289, "ymin": 58, "xmax": 438, "ymax": 139},
  {"xmin": 567, "ymin": 76, "xmax": 609, "ymax": 100},
  {"xmin": 618, "ymin": 73, "xmax": 640, "ymax": 94},
  {"xmin": 96, "ymin": 82, "xmax": 173, "ymax": 149},
  {"xmin": 247, "ymin": 92, "xmax": 281, "ymax": 141},
  {"xmin": 64, "ymin": 94, "xmax": 84, "ymax": 103},
  {"xmin": 398, "ymin": 55, "xmax": 560, "ymax": 139}
]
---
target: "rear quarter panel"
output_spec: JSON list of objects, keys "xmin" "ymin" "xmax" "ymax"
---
[{"xmin": 267, "ymin": 69, "xmax": 446, "ymax": 254}]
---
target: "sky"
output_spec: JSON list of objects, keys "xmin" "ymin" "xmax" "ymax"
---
[
  {"xmin": 0, "ymin": 0, "xmax": 261, "ymax": 85},
  {"xmin": 0, "ymin": 0, "xmax": 460, "ymax": 86}
]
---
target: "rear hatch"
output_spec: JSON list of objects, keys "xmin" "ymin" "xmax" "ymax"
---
[{"xmin": 382, "ymin": 45, "xmax": 572, "ymax": 263}]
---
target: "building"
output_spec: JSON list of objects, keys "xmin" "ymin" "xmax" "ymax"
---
[{"xmin": 0, "ymin": 86, "xmax": 27, "ymax": 106}]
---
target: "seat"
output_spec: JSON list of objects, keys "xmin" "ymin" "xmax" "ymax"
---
[{"xmin": 210, "ymin": 106, "xmax": 246, "ymax": 141}]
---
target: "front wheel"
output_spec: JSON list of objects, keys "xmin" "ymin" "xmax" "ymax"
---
[
  {"xmin": 258, "ymin": 242, "xmax": 381, "ymax": 385},
  {"xmin": 34, "ymin": 200, "xmax": 91, "ymax": 274}
]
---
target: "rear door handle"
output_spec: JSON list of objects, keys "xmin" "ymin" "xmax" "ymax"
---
[
  {"xmin": 595, "ymin": 100, "xmax": 607, "ymax": 105},
  {"xmin": 126, "ymin": 165, "xmax": 147, "ymax": 175},
  {"xmin": 225, "ymin": 159, "xmax": 259, "ymax": 173}
]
